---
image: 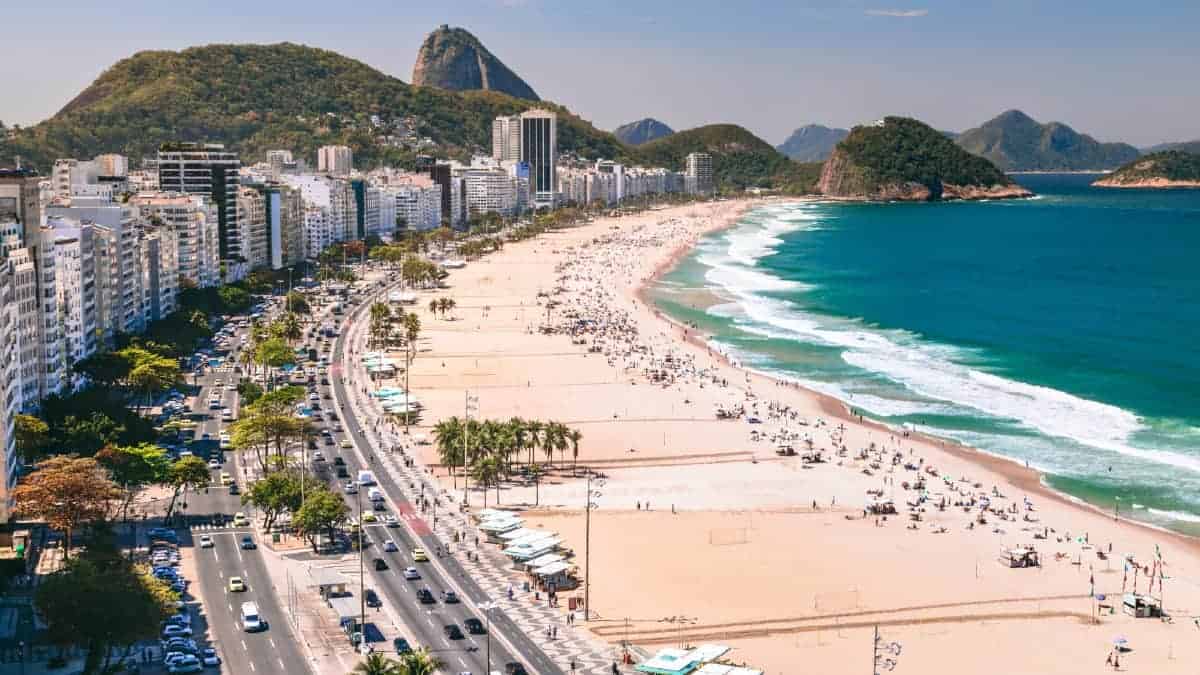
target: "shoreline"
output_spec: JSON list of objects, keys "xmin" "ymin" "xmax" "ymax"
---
[{"xmin": 636, "ymin": 198, "xmax": 1200, "ymax": 553}]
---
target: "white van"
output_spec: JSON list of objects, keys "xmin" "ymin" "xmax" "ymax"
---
[
  {"xmin": 368, "ymin": 488, "xmax": 384, "ymax": 502},
  {"xmin": 240, "ymin": 602, "xmax": 264, "ymax": 632},
  {"xmin": 357, "ymin": 470, "xmax": 376, "ymax": 487}
]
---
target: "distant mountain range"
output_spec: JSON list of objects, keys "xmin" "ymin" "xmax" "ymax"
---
[
  {"xmin": 955, "ymin": 110, "xmax": 1139, "ymax": 171},
  {"xmin": 776, "ymin": 125, "xmax": 849, "ymax": 162},
  {"xmin": 1141, "ymin": 140, "xmax": 1200, "ymax": 155},
  {"xmin": 614, "ymin": 118, "xmax": 674, "ymax": 146},
  {"xmin": 411, "ymin": 25, "xmax": 539, "ymax": 101}
]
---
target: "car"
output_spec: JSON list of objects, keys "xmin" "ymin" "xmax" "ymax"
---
[
  {"xmin": 233, "ymin": 512, "xmax": 249, "ymax": 526},
  {"xmin": 443, "ymin": 624, "xmax": 464, "ymax": 640},
  {"xmin": 365, "ymin": 589, "xmax": 381, "ymax": 608},
  {"xmin": 163, "ymin": 651, "xmax": 194, "ymax": 666},
  {"xmin": 164, "ymin": 614, "xmax": 192, "ymax": 629},
  {"xmin": 373, "ymin": 558, "xmax": 388, "ymax": 571},
  {"xmin": 505, "ymin": 663, "xmax": 529, "ymax": 675},
  {"xmin": 372, "ymin": 501, "xmax": 386, "ymax": 512},
  {"xmin": 383, "ymin": 540, "xmax": 397, "ymax": 552},
  {"xmin": 163, "ymin": 638, "xmax": 197, "ymax": 653},
  {"xmin": 228, "ymin": 576, "xmax": 246, "ymax": 592},
  {"xmin": 220, "ymin": 472, "xmax": 233, "ymax": 486},
  {"xmin": 207, "ymin": 458, "xmax": 221, "ymax": 469},
  {"xmin": 383, "ymin": 514, "xmax": 398, "ymax": 527},
  {"xmin": 323, "ymin": 435, "xmax": 335, "ymax": 446},
  {"xmin": 240, "ymin": 535, "xmax": 256, "ymax": 550},
  {"xmin": 393, "ymin": 637, "xmax": 412, "ymax": 654},
  {"xmin": 198, "ymin": 535, "xmax": 214, "ymax": 548},
  {"xmin": 148, "ymin": 528, "xmax": 177, "ymax": 542},
  {"xmin": 416, "ymin": 588, "xmax": 436, "ymax": 604},
  {"xmin": 339, "ymin": 439, "xmax": 352, "ymax": 449},
  {"xmin": 464, "ymin": 618, "xmax": 485, "ymax": 634},
  {"xmin": 167, "ymin": 656, "xmax": 203, "ymax": 673},
  {"xmin": 201, "ymin": 648, "xmax": 220, "ymax": 667},
  {"xmin": 161, "ymin": 624, "xmax": 192, "ymax": 639},
  {"xmin": 333, "ymin": 456, "xmax": 346, "ymax": 466},
  {"xmin": 402, "ymin": 566, "xmax": 420, "ymax": 580},
  {"xmin": 411, "ymin": 547, "xmax": 428, "ymax": 562},
  {"xmin": 228, "ymin": 482, "xmax": 239, "ymax": 495},
  {"xmin": 312, "ymin": 451, "xmax": 325, "ymax": 462},
  {"xmin": 170, "ymin": 579, "xmax": 187, "ymax": 593},
  {"xmin": 442, "ymin": 590, "xmax": 459, "ymax": 604},
  {"xmin": 343, "ymin": 482, "xmax": 358, "ymax": 494},
  {"xmin": 336, "ymin": 467, "xmax": 350, "ymax": 478},
  {"xmin": 308, "ymin": 392, "xmax": 319, "ymax": 401},
  {"xmin": 361, "ymin": 512, "xmax": 377, "ymax": 523}
]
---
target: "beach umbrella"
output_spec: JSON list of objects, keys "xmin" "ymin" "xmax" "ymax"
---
[{"xmin": 1112, "ymin": 637, "xmax": 1128, "ymax": 646}]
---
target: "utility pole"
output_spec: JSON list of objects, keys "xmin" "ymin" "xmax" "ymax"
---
[
  {"xmin": 873, "ymin": 624, "xmax": 902, "ymax": 674},
  {"xmin": 584, "ymin": 471, "xmax": 604, "ymax": 621},
  {"xmin": 463, "ymin": 391, "xmax": 478, "ymax": 504},
  {"xmin": 357, "ymin": 484, "xmax": 365, "ymax": 646}
]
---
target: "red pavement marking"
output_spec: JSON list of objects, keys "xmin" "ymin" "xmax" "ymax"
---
[{"xmin": 396, "ymin": 500, "xmax": 431, "ymax": 536}]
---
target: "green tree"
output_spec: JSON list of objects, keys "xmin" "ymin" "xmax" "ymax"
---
[
  {"xmin": 73, "ymin": 350, "xmax": 132, "ymax": 388},
  {"xmin": 471, "ymin": 455, "xmax": 503, "ymax": 507},
  {"xmin": 36, "ymin": 546, "xmax": 175, "ymax": 673},
  {"xmin": 568, "ymin": 428, "xmax": 583, "ymax": 475},
  {"xmin": 285, "ymin": 290, "xmax": 311, "ymax": 315},
  {"xmin": 351, "ymin": 652, "xmax": 401, "ymax": 675},
  {"xmin": 95, "ymin": 443, "xmax": 171, "ymax": 521},
  {"xmin": 242, "ymin": 470, "xmax": 303, "ymax": 531},
  {"xmin": 401, "ymin": 312, "xmax": 421, "ymax": 433},
  {"xmin": 120, "ymin": 345, "xmax": 181, "ymax": 411},
  {"xmin": 13, "ymin": 413, "xmax": 50, "ymax": 464},
  {"xmin": 397, "ymin": 647, "xmax": 441, "ymax": 675},
  {"xmin": 294, "ymin": 487, "xmax": 349, "ymax": 551},
  {"xmin": 165, "ymin": 455, "xmax": 210, "ymax": 519},
  {"xmin": 237, "ymin": 379, "xmax": 265, "ymax": 405}
]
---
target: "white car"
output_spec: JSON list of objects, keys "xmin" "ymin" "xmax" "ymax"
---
[
  {"xmin": 343, "ymin": 482, "xmax": 358, "ymax": 494},
  {"xmin": 198, "ymin": 535, "xmax": 214, "ymax": 548},
  {"xmin": 201, "ymin": 648, "xmax": 221, "ymax": 667},
  {"xmin": 161, "ymin": 624, "xmax": 192, "ymax": 639},
  {"xmin": 383, "ymin": 540, "xmax": 398, "ymax": 552},
  {"xmin": 207, "ymin": 458, "xmax": 221, "ymax": 469},
  {"xmin": 402, "ymin": 567, "xmax": 420, "ymax": 580},
  {"xmin": 383, "ymin": 514, "xmax": 398, "ymax": 527}
]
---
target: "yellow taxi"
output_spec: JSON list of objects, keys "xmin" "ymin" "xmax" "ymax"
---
[
  {"xmin": 411, "ymin": 547, "xmax": 429, "ymax": 562},
  {"xmin": 228, "ymin": 576, "xmax": 246, "ymax": 592}
]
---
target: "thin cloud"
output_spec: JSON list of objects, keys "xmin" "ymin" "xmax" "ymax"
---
[{"xmin": 865, "ymin": 9, "xmax": 929, "ymax": 17}]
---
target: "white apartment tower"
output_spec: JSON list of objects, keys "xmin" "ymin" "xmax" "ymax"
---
[
  {"xmin": 685, "ymin": 152, "xmax": 714, "ymax": 195},
  {"xmin": 318, "ymin": 145, "xmax": 353, "ymax": 176},
  {"xmin": 491, "ymin": 116, "xmax": 521, "ymax": 162}
]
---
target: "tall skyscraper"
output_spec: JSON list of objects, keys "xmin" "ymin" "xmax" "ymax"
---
[
  {"xmin": 318, "ymin": 145, "xmax": 353, "ymax": 176},
  {"xmin": 519, "ymin": 109, "xmax": 557, "ymax": 208},
  {"xmin": 156, "ymin": 143, "xmax": 243, "ymax": 280},
  {"xmin": 0, "ymin": 168, "xmax": 43, "ymax": 245},
  {"xmin": 491, "ymin": 116, "xmax": 521, "ymax": 162},
  {"xmin": 685, "ymin": 152, "xmax": 714, "ymax": 195}
]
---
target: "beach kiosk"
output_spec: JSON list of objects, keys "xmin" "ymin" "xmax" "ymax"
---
[
  {"xmin": 1001, "ymin": 547, "xmax": 1040, "ymax": 568},
  {"xmin": 1121, "ymin": 593, "xmax": 1163, "ymax": 618}
]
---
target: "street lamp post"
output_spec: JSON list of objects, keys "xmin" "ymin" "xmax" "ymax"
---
[
  {"xmin": 357, "ymin": 484, "xmax": 365, "ymax": 647},
  {"xmin": 583, "ymin": 471, "xmax": 604, "ymax": 622},
  {"xmin": 480, "ymin": 600, "xmax": 495, "ymax": 671},
  {"xmin": 873, "ymin": 624, "xmax": 902, "ymax": 674},
  {"xmin": 463, "ymin": 391, "xmax": 478, "ymax": 504}
]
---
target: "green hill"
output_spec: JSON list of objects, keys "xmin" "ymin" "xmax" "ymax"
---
[
  {"xmin": 819, "ymin": 117, "xmax": 1029, "ymax": 201},
  {"xmin": 0, "ymin": 42, "xmax": 626, "ymax": 171},
  {"xmin": 1094, "ymin": 151, "xmax": 1200, "ymax": 188},
  {"xmin": 956, "ymin": 110, "xmax": 1139, "ymax": 171},
  {"xmin": 636, "ymin": 124, "xmax": 819, "ymax": 194}
]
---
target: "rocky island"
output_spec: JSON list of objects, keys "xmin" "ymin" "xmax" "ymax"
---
[
  {"xmin": 818, "ymin": 117, "xmax": 1033, "ymax": 201},
  {"xmin": 1093, "ymin": 150, "xmax": 1200, "ymax": 188}
]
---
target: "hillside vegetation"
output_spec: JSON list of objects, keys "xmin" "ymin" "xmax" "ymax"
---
[
  {"xmin": 956, "ymin": 110, "xmax": 1139, "ymax": 171},
  {"xmin": 1094, "ymin": 151, "xmax": 1200, "ymax": 187},
  {"xmin": 0, "ymin": 43, "xmax": 625, "ymax": 171},
  {"xmin": 637, "ymin": 124, "xmax": 819, "ymax": 194},
  {"xmin": 839, "ymin": 117, "xmax": 1011, "ymax": 188}
]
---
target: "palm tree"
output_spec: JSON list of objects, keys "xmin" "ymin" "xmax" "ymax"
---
[
  {"xmin": 397, "ymin": 647, "xmax": 441, "ymax": 675},
  {"xmin": 568, "ymin": 428, "xmax": 583, "ymax": 476},
  {"xmin": 525, "ymin": 420, "xmax": 544, "ymax": 466},
  {"xmin": 428, "ymin": 298, "xmax": 439, "ymax": 318},
  {"xmin": 471, "ymin": 455, "xmax": 502, "ymax": 507},
  {"xmin": 509, "ymin": 417, "xmax": 527, "ymax": 467},
  {"xmin": 528, "ymin": 463, "xmax": 543, "ymax": 507},
  {"xmin": 351, "ymin": 652, "xmax": 400, "ymax": 675},
  {"xmin": 432, "ymin": 417, "xmax": 463, "ymax": 485},
  {"xmin": 402, "ymin": 312, "xmax": 421, "ymax": 433}
]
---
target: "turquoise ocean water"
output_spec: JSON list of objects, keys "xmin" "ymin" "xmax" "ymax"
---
[{"xmin": 650, "ymin": 174, "xmax": 1200, "ymax": 535}]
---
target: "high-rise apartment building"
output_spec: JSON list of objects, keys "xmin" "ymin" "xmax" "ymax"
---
[
  {"xmin": 48, "ymin": 217, "xmax": 98, "ymax": 369},
  {"xmin": 129, "ymin": 193, "xmax": 220, "ymax": 288},
  {"xmin": 317, "ymin": 145, "xmax": 353, "ymax": 176},
  {"xmin": 140, "ymin": 224, "xmax": 179, "ymax": 323},
  {"xmin": 519, "ymin": 110, "xmax": 557, "ymax": 208},
  {"xmin": 0, "ymin": 169, "xmax": 43, "ymax": 244},
  {"xmin": 0, "ymin": 257, "xmax": 20, "ymax": 521},
  {"xmin": 237, "ymin": 186, "xmax": 269, "ymax": 271},
  {"xmin": 156, "ymin": 143, "xmax": 243, "ymax": 280},
  {"xmin": 491, "ymin": 116, "xmax": 522, "ymax": 162},
  {"xmin": 685, "ymin": 152, "xmax": 714, "ymax": 195}
]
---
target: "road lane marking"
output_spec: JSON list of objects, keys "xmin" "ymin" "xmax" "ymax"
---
[
  {"xmin": 278, "ymin": 658, "xmax": 285, "ymax": 669},
  {"xmin": 249, "ymin": 661, "xmax": 256, "ymax": 671},
  {"xmin": 241, "ymin": 640, "xmax": 248, "ymax": 651},
  {"xmin": 269, "ymin": 638, "xmax": 276, "ymax": 649}
]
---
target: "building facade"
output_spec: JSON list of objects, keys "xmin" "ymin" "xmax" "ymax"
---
[
  {"xmin": 317, "ymin": 145, "xmax": 353, "ymax": 176},
  {"xmin": 156, "ymin": 143, "xmax": 243, "ymax": 280},
  {"xmin": 685, "ymin": 152, "xmax": 714, "ymax": 195},
  {"xmin": 519, "ymin": 110, "xmax": 557, "ymax": 208}
]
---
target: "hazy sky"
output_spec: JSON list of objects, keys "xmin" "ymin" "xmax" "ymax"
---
[{"xmin": 3, "ymin": 0, "xmax": 1198, "ymax": 147}]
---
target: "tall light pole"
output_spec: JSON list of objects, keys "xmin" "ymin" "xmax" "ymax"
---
[
  {"xmin": 874, "ymin": 624, "xmax": 902, "ymax": 674},
  {"xmin": 583, "ymin": 471, "xmax": 604, "ymax": 622},
  {"xmin": 480, "ymin": 600, "xmax": 495, "ymax": 671},
  {"xmin": 463, "ymin": 391, "xmax": 478, "ymax": 504},
  {"xmin": 357, "ymin": 483, "xmax": 365, "ymax": 647}
]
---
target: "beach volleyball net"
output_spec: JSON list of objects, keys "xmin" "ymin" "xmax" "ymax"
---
[{"xmin": 708, "ymin": 527, "xmax": 749, "ymax": 546}]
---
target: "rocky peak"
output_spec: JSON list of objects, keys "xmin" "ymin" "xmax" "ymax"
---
[{"xmin": 411, "ymin": 25, "xmax": 539, "ymax": 101}]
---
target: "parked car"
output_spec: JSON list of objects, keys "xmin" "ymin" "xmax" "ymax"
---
[
  {"xmin": 392, "ymin": 637, "xmax": 411, "ymax": 654},
  {"xmin": 201, "ymin": 648, "xmax": 221, "ymax": 667}
]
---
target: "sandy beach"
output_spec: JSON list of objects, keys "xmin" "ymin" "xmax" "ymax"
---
[{"xmin": 385, "ymin": 199, "xmax": 1200, "ymax": 673}]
